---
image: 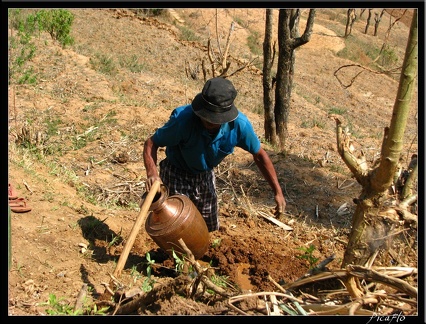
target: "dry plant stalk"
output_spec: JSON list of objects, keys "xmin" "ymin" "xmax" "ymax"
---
[
  {"xmin": 177, "ymin": 238, "xmax": 232, "ymax": 298},
  {"xmin": 204, "ymin": 13, "xmax": 256, "ymax": 79}
]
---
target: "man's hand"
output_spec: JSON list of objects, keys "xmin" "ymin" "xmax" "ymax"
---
[
  {"xmin": 273, "ymin": 193, "xmax": 286, "ymax": 221},
  {"xmin": 143, "ymin": 136, "xmax": 162, "ymax": 193},
  {"xmin": 146, "ymin": 176, "xmax": 162, "ymax": 192}
]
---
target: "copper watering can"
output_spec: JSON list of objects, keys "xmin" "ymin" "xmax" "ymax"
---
[{"xmin": 143, "ymin": 184, "xmax": 210, "ymax": 260}]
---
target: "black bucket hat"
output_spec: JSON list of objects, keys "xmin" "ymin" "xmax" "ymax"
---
[{"xmin": 192, "ymin": 77, "xmax": 239, "ymax": 124}]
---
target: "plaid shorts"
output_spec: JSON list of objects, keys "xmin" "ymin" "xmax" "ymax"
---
[{"xmin": 159, "ymin": 159, "xmax": 219, "ymax": 232}]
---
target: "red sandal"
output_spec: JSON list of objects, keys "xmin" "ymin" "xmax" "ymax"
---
[
  {"xmin": 8, "ymin": 183, "xmax": 18, "ymax": 200},
  {"xmin": 9, "ymin": 197, "xmax": 32, "ymax": 213}
]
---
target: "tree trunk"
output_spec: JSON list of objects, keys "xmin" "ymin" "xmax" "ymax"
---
[
  {"xmin": 341, "ymin": 10, "xmax": 418, "ymax": 269},
  {"xmin": 275, "ymin": 10, "xmax": 293, "ymax": 152},
  {"xmin": 263, "ymin": 9, "xmax": 277, "ymax": 146},
  {"xmin": 374, "ymin": 9, "xmax": 386, "ymax": 36},
  {"xmin": 345, "ymin": 9, "xmax": 356, "ymax": 37},
  {"xmin": 345, "ymin": 9, "xmax": 351, "ymax": 37},
  {"xmin": 365, "ymin": 9, "xmax": 372, "ymax": 34},
  {"xmin": 274, "ymin": 9, "xmax": 315, "ymax": 152}
]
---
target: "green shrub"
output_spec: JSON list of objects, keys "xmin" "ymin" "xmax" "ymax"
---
[
  {"xmin": 8, "ymin": 9, "xmax": 75, "ymax": 84},
  {"xmin": 36, "ymin": 9, "xmax": 75, "ymax": 47}
]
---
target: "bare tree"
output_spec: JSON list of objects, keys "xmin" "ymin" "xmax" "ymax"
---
[
  {"xmin": 364, "ymin": 8, "xmax": 372, "ymax": 34},
  {"xmin": 273, "ymin": 9, "xmax": 316, "ymax": 152},
  {"xmin": 332, "ymin": 10, "xmax": 418, "ymax": 299},
  {"xmin": 344, "ymin": 9, "xmax": 356, "ymax": 37},
  {"xmin": 200, "ymin": 10, "xmax": 258, "ymax": 82},
  {"xmin": 262, "ymin": 9, "xmax": 277, "ymax": 146},
  {"xmin": 373, "ymin": 9, "xmax": 386, "ymax": 36}
]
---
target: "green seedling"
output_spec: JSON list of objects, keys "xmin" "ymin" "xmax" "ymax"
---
[
  {"xmin": 144, "ymin": 252, "xmax": 155, "ymax": 278},
  {"xmin": 211, "ymin": 238, "xmax": 221, "ymax": 248},
  {"xmin": 172, "ymin": 249, "xmax": 186, "ymax": 274},
  {"xmin": 296, "ymin": 244, "xmax": 319, "ymax": 269},
  {"xmin": 42, "ymin": 293, "xmax": 82, "ymax": 315}
]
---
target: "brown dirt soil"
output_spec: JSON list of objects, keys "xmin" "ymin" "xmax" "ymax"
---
[{"xmin": 8, "ymin": 8, "xmax": 418, "ymax": 317}]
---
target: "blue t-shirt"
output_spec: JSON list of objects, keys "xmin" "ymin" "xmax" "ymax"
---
[{"xmin": 152, "ymin": 104, "xmax": 261, "ymax": 174}]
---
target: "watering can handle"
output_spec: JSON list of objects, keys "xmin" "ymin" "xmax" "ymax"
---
[{"xmin": 113, "ymin": 179, "xmax": 161, "ymax": 278}]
